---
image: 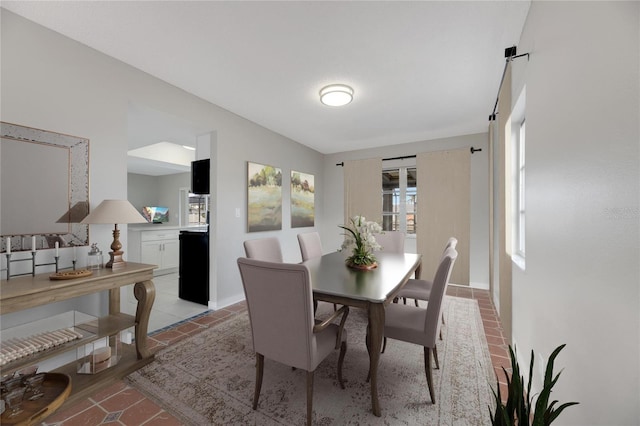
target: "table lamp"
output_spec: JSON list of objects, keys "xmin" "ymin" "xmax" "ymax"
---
[{"xmin": 81, "ymin": 199, "xmax": 147, "ymax": 268}]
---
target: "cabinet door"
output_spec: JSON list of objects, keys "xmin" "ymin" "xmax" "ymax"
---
[
  {"xmin": 140, "ymin": 241, "xmax": 162, "ymax": 267},
  {"xmin": 161, "ymin": 240, "xmax": 180, "ymax": 269}
]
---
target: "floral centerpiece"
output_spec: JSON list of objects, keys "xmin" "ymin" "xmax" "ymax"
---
[{"xmin": 339, "ymin": 215, "xmax": 383, "ymax": 269}]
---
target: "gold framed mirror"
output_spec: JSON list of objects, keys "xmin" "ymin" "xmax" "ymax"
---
[{"xmin": 1, "ymin": 122, "xmax": 89, "ymax": 253}]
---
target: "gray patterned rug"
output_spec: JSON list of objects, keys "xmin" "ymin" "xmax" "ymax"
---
[{"xmin": 127, "ymin": 297, "xmax": 495, "ymax": 425}]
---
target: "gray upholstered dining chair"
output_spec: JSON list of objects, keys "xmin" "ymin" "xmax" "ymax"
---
[
  {"xmin": 378, "ymin": 247, "xmax": 457, "ymax": 405},
  {"xmin": 297, "ymin": 231, "xmax": 337, "ymax": 312},
  {"xmin": 243, "ymin": 237, "xmax": 283, "ymax": 262},
  {"xmin": 394, "ymin": 237, "xmax": 457, "ymax": 368},
  {"xmin": 297, "ymin": 232, "xmax": 323, "ymax": 261},
  {"xmin": 398, "ymin": 237, "xmax": 458, "ymax": 307},
  {"xmin": 237, "ymin": 257, "xmax": 349, "ymax": 426},
  {"xmin": 374, "ymin": 231, "xmax": 405, "ymax": 253}
]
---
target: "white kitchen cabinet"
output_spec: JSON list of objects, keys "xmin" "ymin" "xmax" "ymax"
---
[{"xmin": 129, "ymin": 227, "xmax": 180, "ymax": 274}]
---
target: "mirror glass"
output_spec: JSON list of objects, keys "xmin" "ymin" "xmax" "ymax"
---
[{"xmin": 1, "ymin": 122, "xmax": 89, "ymax": 253}]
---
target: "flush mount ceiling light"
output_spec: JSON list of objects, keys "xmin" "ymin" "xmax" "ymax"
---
[{"xmin": 319, "ymin": 84, "xmax": 354, "ymax": 106}]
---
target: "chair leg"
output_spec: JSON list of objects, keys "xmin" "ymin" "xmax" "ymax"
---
[
  {"xmin": 381, "ymin": 336, "xmax": 387, "ymax": 354},
  {"xmin": 414, "ymin": 299, "xmax": 419, "ymax": 307},
  {"xmin": 337, "ymin": 341, "xmax": 347, "ymax": 389},
  {"xmin": 424, "ymin": 347, "xmax": 435, "ymax": 404},
  {"xmin": 433, "ymin": 344, "xmax": 440, "ymax": 369},
  {"xmin": 306, "ymin": 371, "xmax": 314, "ymax": 426},
  {"xmin": 253, "ymin": 353, "xmax": 264, "ymax": 410},
  {"xmin": 439, "ymin": 328, "xmax": 443, "ymax": 340}
]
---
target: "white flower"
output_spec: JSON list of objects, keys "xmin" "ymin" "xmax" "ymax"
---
[{"xmin": 339, "ymin": 215, "xmax": 383, "ymax": 253}]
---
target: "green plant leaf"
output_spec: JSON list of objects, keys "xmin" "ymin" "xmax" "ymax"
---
[{"xmin": 491, "ymin": 344, "xmax": 578, "ymax": 426}]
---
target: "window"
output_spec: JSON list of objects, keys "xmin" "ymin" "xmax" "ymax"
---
[
  {"xmin": 179, "ymin": 188, "xmax": 209, "ymax": 227},
  {"xmin": 382, "ymin": 167, "xmax": 416, "ymax": 234},
  {"xmin": 511, "ymin": 87, "xmax": 526, "ymax": 269},
  {"xmin": 513, "ymin": 119, "xmax": 526, "ymax": 263},
  {"xmin": 188, "ymin": 194, "xmax": 209, "ymax": 226}
]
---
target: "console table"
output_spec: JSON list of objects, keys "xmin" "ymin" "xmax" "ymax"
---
[{"xmin": 0, "ymin": 263, "xmax": 156, "ymax": 410}]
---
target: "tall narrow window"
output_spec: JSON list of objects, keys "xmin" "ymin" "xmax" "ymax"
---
[
  {"xmin": 382, "ymin": 167, "xmax": 416, "ymax": 234},
  {"xmin": 513, "ymin": 119, "xmax": 526, "ymax": 262}
]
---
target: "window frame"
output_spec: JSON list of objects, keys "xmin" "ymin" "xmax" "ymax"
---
[
  {"xmin": 382, "ymin": 162, "xmax": 417, "ymax": 237},
  {"xmin": 179, "ymin": 188, "xmax": 209, "ymax": 227},
  {"xmin": 511, "ymin": 88, "xmax": 526, "ymax": 270}
]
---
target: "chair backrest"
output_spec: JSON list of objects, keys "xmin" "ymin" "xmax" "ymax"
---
[
  {"xmin": 424, "ymin": 247, "xmax": 457, "ymax": 346},
  {"xmin": 445, "ymin": 237, "xmax": 458, "ymax": 251},
  {"xmin": 375, "ymin": 231, "xmax": 405, "ymax": 253},
  {"xmin": 297, "ymin": 232, "xmax": 323, "ymax": 261},
  {"xmin": 243, "ymin": 237, "xmax": 283, "ymax": 262},
  {"xmin": 237, "ymin": 257, "xmax": 316, "ymax": 370}
]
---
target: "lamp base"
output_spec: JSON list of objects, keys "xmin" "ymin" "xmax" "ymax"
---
[{"xmin": 105, "ymin": 251, "xmax": 126, "ymax": 269}]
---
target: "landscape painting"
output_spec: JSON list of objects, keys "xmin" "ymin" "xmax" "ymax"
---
[
  {"xmin": 247, "ymin": 162, "xmax": 282, "ymax": 232},
  {"xmin": 291, "ymin": 170, "xmax": 315, "ymax": 228}
]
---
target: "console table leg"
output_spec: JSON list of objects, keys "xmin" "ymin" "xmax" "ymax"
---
[
  {"xmin": 109, "ymin": 288, "xmax": 120, "ymax": 315},
  {"xmin": 133, "ymin": 280, "xmax": 155, "ymax": 359}
]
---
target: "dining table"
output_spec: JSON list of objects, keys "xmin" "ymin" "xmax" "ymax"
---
[{"xmin": 302, "ymin": 250, "xmax": 422, "ymax": 417}]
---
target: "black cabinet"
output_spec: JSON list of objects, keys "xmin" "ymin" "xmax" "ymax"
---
[{"xmin": 179, "ymin": 230, "xmax": 209, "ymax": 305}]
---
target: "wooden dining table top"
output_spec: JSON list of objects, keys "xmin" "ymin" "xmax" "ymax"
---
[{"xmin": 303, "ymin": 250, "xmax": 422, "ymax": 303}]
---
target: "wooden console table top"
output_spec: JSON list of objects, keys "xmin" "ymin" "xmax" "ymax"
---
[{"xmin": 0, "ymin": 263, "xmax": 156, "ymax": 314}]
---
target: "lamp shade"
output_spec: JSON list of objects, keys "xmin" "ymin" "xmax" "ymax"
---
[{"xmin": 81, "ymin": 200, "xmax": 147, "ymax": 225}]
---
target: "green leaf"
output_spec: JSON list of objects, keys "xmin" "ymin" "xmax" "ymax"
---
[{"xmin": 491, "ymin": 344, "xmax": 578, "ymax": 426}]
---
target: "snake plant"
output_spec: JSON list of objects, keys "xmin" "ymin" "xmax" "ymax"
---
[{"xmin": 490, "ymin": 344, "xmax": 579, "ymax": 425}]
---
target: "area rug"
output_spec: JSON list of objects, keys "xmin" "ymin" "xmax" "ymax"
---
[{"xmin": 127, "ymin": 297, "xmax": 495, "ymax": 425}]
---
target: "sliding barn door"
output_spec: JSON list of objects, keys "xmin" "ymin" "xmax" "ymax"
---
[{"xmin": 417, "ymin": 149, "xmax": 470, "ymax": 285}]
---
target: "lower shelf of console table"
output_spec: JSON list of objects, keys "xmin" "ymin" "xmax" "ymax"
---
[{"xmin": 54, "ymin": 343, "xmax": 154, "ymax": 409}]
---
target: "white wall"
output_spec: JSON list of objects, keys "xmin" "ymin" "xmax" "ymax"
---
[
  {"xmin": 322, "ymin": 132, "xmax": 490, "ymax": 287},
  {"xmin": 127, "ymin": 173, "xmax": 161, "ymax": 215},
  {"xmin": 127, "ymin": 172, "xmax": 191, "ymax": 227},
  {"xmin": 212, "ymin": 122, "xmax": 325, "ymax": 307},
  {"xmin": 511, "ymin": 2, "xmax": 639, "ymax": 424},
  {"xmin": 0, "ymin": 10, "xmax": 323, "ymax": 320}
]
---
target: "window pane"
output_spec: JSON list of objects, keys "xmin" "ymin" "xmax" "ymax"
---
[
  {"xmin": 382, "ymin": 169, "xmax": 400, "ymax": 231},
  {"xmin": 407, "ymin": 167, "xmax": 416, "ymax": 234},
  {"xmin": 188, "ymin": 194, "xmax": 208, "ymax": 225},
  {"xmin": 381, "ymin": 167, "xmax": 417, "ymax": 234}
]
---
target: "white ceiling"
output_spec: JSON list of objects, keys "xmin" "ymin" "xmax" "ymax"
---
[{"xmin": 2, "ymin": 1, "xmax": 530, "ymax": 170}]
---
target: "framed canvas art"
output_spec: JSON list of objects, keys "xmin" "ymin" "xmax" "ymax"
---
[
  {"xmin": 291, "ymin": 170, "xmax": 315, "ymax": 228},
  {"xmin": 247, "ymin": 162, "xmax": 282, "ymax": 232}
]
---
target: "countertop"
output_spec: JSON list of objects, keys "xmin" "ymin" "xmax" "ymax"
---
[{"xmin": 128, "ymin": 224, "xmax": 208, "ymax": 232}]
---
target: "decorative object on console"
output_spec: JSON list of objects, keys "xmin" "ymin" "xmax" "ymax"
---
[
  {"xmin": 0, "ymin": 328, "xmax": 84, "ymax": 366},
  {"xmin": 76, "ymin": 336, "xmax": 121, "ymax": 375},
  {"xmin": 4, "ymin": 242, "xmax": 77, "ymax": 281},
  {"xmin": 86, "ymin": 243, "xmax": 103, "ymax": 270},
  {"xmin": 339, "ymin": 215, "xmax": 382, "ymax": 269},
  {"xmin": 80, "ymin": 200, "xmax": 147, "ymax": 268},
  {"xmin": 49, "ymin": 269, "xmax": 93, "ymax": 280}
]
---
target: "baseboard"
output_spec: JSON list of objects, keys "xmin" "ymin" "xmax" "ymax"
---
[
  {"xmin": 212, "ymin": 294, "xmax": 246, "ymax": 310},
  {"xmin": 449, "ymin": 282, "xmax": 489, "ymax": 290}
]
